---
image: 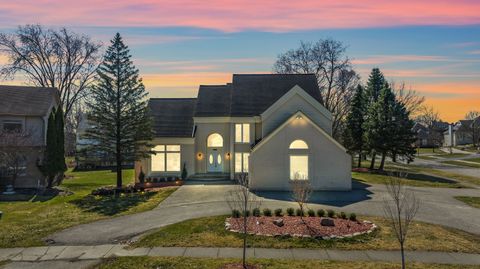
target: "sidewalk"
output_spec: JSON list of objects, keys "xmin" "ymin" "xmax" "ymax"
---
[{"xmin": 1, "ymin": 245, "xmax": 479, "ymax": 265}]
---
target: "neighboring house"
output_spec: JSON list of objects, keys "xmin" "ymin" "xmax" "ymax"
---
[
  {"xmin": 412, "ymin": 121, "xmax": 448, "ymax": 148},
  {"xmin": 0, "ymin": 85, "xmax": 60, "ymax": 188},
  {"xmin": 444, "ymin": 117, "xmax": 480, "ymax": 146},
  {"xmin": 136, "ymin": 74, "xmax": 351, "ymax": 191}
]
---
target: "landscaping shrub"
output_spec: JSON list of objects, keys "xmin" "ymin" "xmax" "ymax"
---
[
  {"xmin": 263, "ymin": 208, "xmax": 272, "ymax": 216},
  {"xmin": 91, "ymin": 185, "xmax": 144, "ymax": 196},
  {"xmin": 286, "ymin": 207, "xmax": 295, "ymax": 216},
  {"xmin": 340, "ymin": 212, "xmax": 347, "ymax": 219},
  {"xmin": 181, "ymin": 163, "xmax": 188, "ymax": 181},
  {"xmin": 252, "ymin": 208, "xmax": 261, "ymax": 217},
  {"xmin": 231, "ymin": 209, "xmax": 241, "ymax": 218},
  {"xmin": 349, "ymin": 213, "xmax": 357, "ymax": 221},
  {"xmin": 327, "ymin": 209, "xmax": 335, "ymax": 218},
  {"xmin": 243, "ymin": 210, "xmax": 250, "ymax": 217},
  {"xmin": 274, "ymin": 208, "xmax": 283, "ymax": 216},
  {"xmin": 307, "ymin": 209, "xmax": 315, "ymax": 217},
  {"xmin": 317, "ymin": 209, "xmax": 325, "ymax": 217},
  {"xmin": 138, "ymin": 170, "xmax": 145, "ymax": 184},
  {"xmin": 295, "ymin": 208, "xmax": 304, "ymax": 216}
]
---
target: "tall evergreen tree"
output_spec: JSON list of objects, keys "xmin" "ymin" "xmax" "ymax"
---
[
  {"xmin": 40, "ymin": 109, "xmax": 58, "ymax": 187},
  {"xmin": 364, "ymin": 68, "xmax": 387, "ymax": 169},
  {"xmin": 390, "ymin": 100, "xmax": 416, "ymax": 164},
  {"xmin": 55, "ymin": 107, "xmax": 67, "ymax": 175},
  {"xmin": 343, "ymin": 85, "xmax": 366, "ymax": 167},
  {"xmin": 86, "ymin": 33, "xmax": 153, "ymax": 189}
]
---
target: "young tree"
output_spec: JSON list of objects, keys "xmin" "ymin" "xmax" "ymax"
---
[
  {"xmin": 0, "ymin": 24, "xmax": 101, "ymax": 118},
  {"xmin": 273, "ymin": 39, "xmax": 359, "ymax": 138},
  {"xmin": 291, "ymin": 177, "xmax": 312, "ymax": 221},
  {"xmin": 0, "ymin": 130, "xmax": 34, "ymax": 189},
  {"xmin": 85, "ymin": 33, "xmax": 153, "ymax": 190},
  {"xmin": 383, "ymin": 175, "xmax": 420, "ymax": 269},
  {"xmin": 364, "ymin": 68, "xmax": 387, "ymax": 169},
  {"xmin": 343, "ymin": 85, "xmax": 366, "ymax": 167},
  {"xmin": 225, "ymin": 173, "xmax": 261, "ymax": 269}
]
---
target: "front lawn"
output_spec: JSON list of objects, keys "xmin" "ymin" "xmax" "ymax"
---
[
  {"xmin": 455, "ymin": 196, "xmax": 480, "ymax": 209},
  {"xmin": 95, "ymin": 257, "xmax": 477, "ymax": 269},
  {"xmin": 352, "ymin": 170, "xmax": 464, "ymax": 188},
  {"xmin": 441, "ymin": 160, "xmax": 480, "ymax": 168},
  {"xmin": 0, "ymin": 169, "xmax": 177, "ymax": 248},
  {"xmin": 133, "ymin": 215, "xmax": 480, "ymax": 253},
  {"xmin": 407, "ymin": 166, "xmax": 480, "ymax": 186}
]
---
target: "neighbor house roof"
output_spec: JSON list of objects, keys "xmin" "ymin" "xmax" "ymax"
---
[
  {"xmin": 0, "ymin": 85, "xmax": 59, "ymax": 116},
  {"xmin": 148, "ymin": 98, "xmax": 196, "ymax": 137}
]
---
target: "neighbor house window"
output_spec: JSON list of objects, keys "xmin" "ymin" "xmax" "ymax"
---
[
  {"xmin": 289, "ymin": 140, "xmax": 309, "ymax": 180},
  {"xmin": 235, "ymin": 152, "xmax": 249, "ymax": 173},
  {"xmin": 151, "ymin": 145, "xmax": 181, "ymax": 172},
  {"xmin": 235, "ymin": 124, "xmax": 250, "ymax": 143},
  {"xmin": 2, "ymin": 120, "xmax": 22, "ymax": 133}
]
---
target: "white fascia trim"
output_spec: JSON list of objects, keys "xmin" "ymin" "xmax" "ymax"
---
[
  {"xmin": 193, "ymin": 116, "xmax": 261, "ymax": 124},
  {"xmin": 260, "ymin": 85, "xmax": 332, "ymax": 121},
  {"xmin": 152, "ymin": 137, "xmax": 195, "ymax": 144},
  {"xmin": 252, "ymin": 111, "xmax": 346, "ymax": 153}
]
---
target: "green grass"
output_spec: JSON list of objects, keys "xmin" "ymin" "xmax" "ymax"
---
[
  {"xmin": 406, "ymin": 165, "xmax": 480, "ymax": 186},
  {"xmin": 455, "ymin": 196, "xmax": 480, "ymax": 209},
  {"xmin": 0, "ymin": 169, "xmax": 177, "ymax": 248},
  {"xmin": 352, "ymin": 171, "xmax": 464, "ymax": 188},
  {"xmin": 465, "ymin": 157, "xmax": 480, "ymax": 163},
  {"xmin": 415, "ymin": 148, "xmax": 439, "ymax": 154},
  {"xmin": 95, "ymin": 257, "xmax": 478, "ymax": 269},
  {"xmin": 441, "ymin": 160, "xmax": 480, "ymax": 168},
  {"xmin": 133, "ymin": 215, "xmax": 480, "ymax": 253}
]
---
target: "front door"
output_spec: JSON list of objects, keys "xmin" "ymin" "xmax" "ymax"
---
[{"xmin": 207, "ymin": 148, "xmax": 223, "ymax": 172}]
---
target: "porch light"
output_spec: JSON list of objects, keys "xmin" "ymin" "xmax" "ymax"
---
[
  {"xmin": 197, "ymin": 152, "xmax": 203, "ymax": 160},
  {"xmin": 225, "ymin": 152, "xmax": 231, "ymax": 160}
]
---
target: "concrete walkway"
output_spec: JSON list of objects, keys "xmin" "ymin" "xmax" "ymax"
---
[{"xmin": 1, "ymin": 245, "xmax": 479, "ymax": 266}]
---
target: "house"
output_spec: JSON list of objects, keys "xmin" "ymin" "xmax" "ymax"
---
[
  {"xmin": 0, "ymin": 85, "xmax": 60, "ymax": 189},
  {"xmin": 135, "ymin": 74, "xmax": 351, "ymax": 191},
  {"xmin": 412, "ymin": 121, "xmax": 448, "ymax": 148},
  {"xmin": 444, "ymin": 117, "xmax": 480, "ymax": 147}
]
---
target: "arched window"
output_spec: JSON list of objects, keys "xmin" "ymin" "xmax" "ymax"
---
[
  {"xmin": 207, "ymin": 133, "xmax": 223, "ymax": 147},
  {"xmin": 289, "ymin": 139, "xmax": 308, "ymax": 149},
  {"xmin": 289, "ymin": 139, "xmax": 308, "ymax": 180}
]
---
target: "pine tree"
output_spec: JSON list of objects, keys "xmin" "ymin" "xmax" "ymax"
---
[
  {"xmin": 86, "ymin": 33, "xmax": 153, "ymax": 189},
  {"xmin": 343, "ymin": 85, "xmax": 366, "ymax": 167},
  {"xmin": 55, "ymin": 107, "xmax": 67, "ymax": 175},
  {"xmin": 390, "ymin": 100, "xmax": 416, "ymax": 164},
  {"xmin": 364, "ymin": 68, "xmax": 387, "ymax": 169}
]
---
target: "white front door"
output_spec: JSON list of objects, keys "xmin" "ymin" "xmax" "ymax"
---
[{"xmin": 207, "ymin": 148, "xmax": 223, "ymax": 172}]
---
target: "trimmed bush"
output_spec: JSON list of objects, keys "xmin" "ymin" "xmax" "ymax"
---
[
  {"xmin": 138, "ymin": 170, "xmax": 145, "ymax": 184},
  {"xmin": 317, "ymin": 209, "xmax": 325, "ymax": 217},
  {"xmin": 307, "ymin": 209, "xmax": 315, "ymax": 217},
  {"xmin": 231, "ymin": 209, "xmax": 241, "ymax": 218},
  {"xmin": 286, "ymin": 207, "xmax": 295, "ymax": 216},
  {"xmin": 274, "ymin": 208, "xmax": 283, "ymax": 217},
  {"xmin": 327, "ymin": 209, "xmax": 335, "ymax": 218},
  {"xmin": 295, "ymin": 208, "xmax": 304, "ymax": 216},
  {"xmin": 349, "ymin": 213, "xmax": 357, "ymax": 221},
  {"xmin": 263, "ymin": 208, "xmax": 272, "ymax": 216},
  {"xmin": 340, "ymin": 212, "xmax": 347, "ymax": 219},
  {"xmin": 252, "ymin": 208, "xmax": 261, "ymax": 217},
  {"xmin": 243, "ymin": 210, "xmax": 250, "ymax": 217}
]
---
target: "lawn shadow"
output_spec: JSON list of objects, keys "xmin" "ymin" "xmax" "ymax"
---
[
  {"xmin": 253, "ymin": 180, "xmax": 373, "ymax": 207},
  {"xmin": 70, "ymin": 191, "xmax": 157, "ymax": 216},
  {"xmin": 0, "ymin": 188, "xmax": 59, "ymax": 202},
  {"xmin": 377, "ymin": 170, "xmax": 458, "ymax": 184}
]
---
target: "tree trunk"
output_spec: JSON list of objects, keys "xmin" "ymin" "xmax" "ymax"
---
[
  {"xmin": 243, "ymin": 197, "xmax": 247, "ymax": 268},
  {"xmin": 392, "ymin": 153, "xmax": 397, "ymax": 163},
  {"xmin": 357, "ymin": 152, "xmax": 362, "ymax": 168},
  {"xmin": 369, "ymin": 151, "xmax": 376, "ymax": 170},
  {"xmin": 400, "ymin": 242, "xmax": 406, "ymax": 269},
  {"xmin": 379, "ymin": 152, "xmax": 386, "ymax": 171}
]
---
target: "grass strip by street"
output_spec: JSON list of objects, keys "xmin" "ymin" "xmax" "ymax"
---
[
  {"xmin": 408, "ymin": 166, "xmax": 480, "ymax": 186},
  {"xmin": 0, "ymin": 169, "xmax": 177, "ymax": 248},
  {"xmin": 94, "ymin": 256, "xmax": 478, "ymax": 269},
  {"xmin": 441, "ymin": 160, "xmax": 480, "ymax": 168},
  {"xmin": 351, "ymin": 171, "xmax": 465, "ymax": 188},
  {"xmin": 455, "ymin": 196, "xmax": 480, "ymax": 209},
  {"xmin": 133, "ymin": 215, "xmax": 480, "ymax": 253}
]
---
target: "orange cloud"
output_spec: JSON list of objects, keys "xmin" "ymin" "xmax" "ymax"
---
[{"xmin": 0, "ymin": 1, "xmax": 479, "ymax": 31}]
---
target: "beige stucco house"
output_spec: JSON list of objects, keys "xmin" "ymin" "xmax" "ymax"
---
[
  {"xmin": 136, "ymin": 74, "xmax": 351, "ymax": 191},
  {"xmin": 0, "ymin": 85, "xmax": 60, "ymax": 189}
]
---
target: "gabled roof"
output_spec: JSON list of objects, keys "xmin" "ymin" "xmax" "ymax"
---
[
  {"xmin": 229, "ymin": 74, "xmax": 321, "ymax": 116},
  {"xmin": 0, "ymin": 85, "xmax": 59, "ymax": 116},
  {"xmin": 194, "ymin": 85, "xmax": 231, "ymax": 117},
  {"xmin": 148, "ymin": 98, "xmax": 196, "ymax": 137}
]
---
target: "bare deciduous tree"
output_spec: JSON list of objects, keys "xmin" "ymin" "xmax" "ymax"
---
[
  {"xmin": 391, "ymin": 81, "xmax": 425, "ymax": 118},
  {"xmin": 465, "ymin": 110, "xmax": 480, "ymax": 120},
  {"xmin": 274, "ymin": 39, "xmax": 359, "ymax": 138},
  {"xmin": 415, "ymin": 106, "xmax": 444, "ymax": 151},
  {"xmin": 383, "ymin": 175, "xmax": 420, "ymax": 269},
  {"xmin": 291, "ymin": 176, "xmax": 312, "ymax": 220},
  {"xmin": 0, "ymin": 130, "xmax": 35, "ymax": 189},
  {"xmin": 464, "ymin": 111, "xmax": 480, "ymax": 147},
  {"xmin": 225, "ymin": 173, "xmax": 261, "ymax": 269},
  {"xmin": 0, "ymin": 24, "xmax": 101, "ymax": 118}
]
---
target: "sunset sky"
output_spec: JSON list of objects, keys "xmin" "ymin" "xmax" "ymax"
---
[{"xmin": 0, "ymin": 1, "xmax": 479, "ymax": 122}]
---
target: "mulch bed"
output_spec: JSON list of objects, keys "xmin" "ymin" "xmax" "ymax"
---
[{"xmin": 226, "ymin": 216, "xmax": 376, "ymax": 239}]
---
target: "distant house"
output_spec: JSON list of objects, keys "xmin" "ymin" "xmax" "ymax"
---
[
  {"xmin": 444, "ymin": 117, "xmax": 480, "ymax": 146},
  {"xmin": 412, "ymin": 121, "xmax": 448, "ymax": 148},
  {"xmin": 0, "ymin": 85, "xmax": 60, "ymax": 189},
  {"xmin": 136, "ymin": 74, "xmax": 351, "ymax": 191}
]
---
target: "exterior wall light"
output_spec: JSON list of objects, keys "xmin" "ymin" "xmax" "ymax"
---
[
  {"xmin": 197, "ymin": 152, "xmax": 203, "ymax": 160},
  {"xmin": 296, "ymin": 115, "xmax": 303, "ymax": 120},
  {"xmin": 225, "ymin": 152, "xmax": 231, "ymax": 160}
]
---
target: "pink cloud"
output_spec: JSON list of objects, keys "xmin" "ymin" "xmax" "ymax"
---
[{"xmin": 0, "ymin": 1, "xmax": 479, "ymax": 32}]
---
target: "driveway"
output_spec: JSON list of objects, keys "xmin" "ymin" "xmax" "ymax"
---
[{"xmin": 46, "ymin": 180, "xmax": 480, "ymax": 245}]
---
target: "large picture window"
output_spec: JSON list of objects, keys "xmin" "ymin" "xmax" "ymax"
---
[
  {"xmin": 235, "ymin": 152, "xmax": 249, "ymax": 173},
  {"xmin": 151, "ymin": 145, "xmax": 181, "ymax": 172},
  {"xmin": 235, "ymin": 123, "xmax": 250, "ymax": 143},
  {"xmin": 289, "ymin": 140, "xmax": 309, "ymax": 180}
]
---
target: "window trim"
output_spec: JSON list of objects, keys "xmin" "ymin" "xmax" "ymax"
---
[
  {"xmin": 2, "ymin": 120, "xmax": 23, "ymax": 133},
  {"xmin": 235, "ymin": 123, "xmax": 250, "ymax": 143},
  {"xmin": 289, "ymin": 154, "xmax": 309, "ymax": 180},
  {"xmin": 151, "ymin": 144, "xmax": 181, "ymax": 172},
  {"xmin": 288, "ymin": 139, "xmax": 309, "ymax": 180}
]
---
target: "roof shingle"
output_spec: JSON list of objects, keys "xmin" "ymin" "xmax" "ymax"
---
[
  {"xmin": 148, "ymin": 98, "xmax": 196, "ymax": 137},
  {"xmin": 0, "ymin": 85, "xmax": 59, "ymax": 116}
]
